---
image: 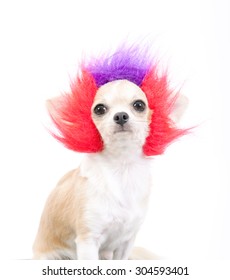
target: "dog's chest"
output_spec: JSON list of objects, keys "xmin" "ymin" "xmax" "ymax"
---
[
  {"xmin": 99, "ymin": 192, "xmax": 145, "ymax": 250},
  {"xmin": 81, "ymin": 156, "xmax": 151, "ymax": 248}
]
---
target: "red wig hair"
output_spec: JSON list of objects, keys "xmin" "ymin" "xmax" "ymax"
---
[{"xmin": 48, "ymin": 44, "xmax": 187, "ymax": 156}]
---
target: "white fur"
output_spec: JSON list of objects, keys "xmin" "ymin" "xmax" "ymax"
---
[
  {"xmin": 33, "ymin": 80, "xmax": 154, "ymax": 259},
  {"xmin": 78, "ymin": 152, "xmax": 152, "ymax": 259}
]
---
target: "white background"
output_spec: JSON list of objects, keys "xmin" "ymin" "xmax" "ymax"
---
[{"xmin": 0, "ymin": 0, "xmax": 229, "ymax": 260}]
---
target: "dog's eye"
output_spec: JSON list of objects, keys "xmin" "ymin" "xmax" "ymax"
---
[
  {"xmin": 133, "ymin": 100, "xmax": 146, "ymax": 112},
  {"xmin": 94, "ymin": 104, "xmax": 107, "ymax": 115}
]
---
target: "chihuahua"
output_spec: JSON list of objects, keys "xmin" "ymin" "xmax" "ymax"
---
[{"xmin": 33, "ymin": 45, "xmax": 187, "ymax": 259}]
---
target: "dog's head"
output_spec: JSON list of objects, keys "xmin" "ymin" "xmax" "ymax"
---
[
  {"xmin": 47, "ymin": 43, "xmax": 188, "ymax": 156},
  {"xmin": 91, "ymin": 80, "xmax": 152, "ymax": 152}
]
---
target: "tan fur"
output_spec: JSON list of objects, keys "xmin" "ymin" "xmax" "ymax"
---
[
  {"xmin": 33, "ymin": 168, "xmax": 158, "ymax": 260},
  {"xmin": 33, "ymin": 168, "xmax": 88, "ymax": 258},
  {"xmin": 130, "ymin": 247, "xmax": 160, "ymax": 260},
  {"xmin": 33, "ymin": 80, "xmax": 165, "ymax": 260}
]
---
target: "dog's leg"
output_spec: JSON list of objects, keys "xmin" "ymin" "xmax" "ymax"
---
[
  {"xmin": 113, "ymin": 236, "xmax": 135, "ymax": 260},
  {"xmin": 100, "ymin": 250, "xmax": 113, "ymax": 260},
  {"xmin": 76, "ymin": 238, "xmax": 99, "ymax": 260}
]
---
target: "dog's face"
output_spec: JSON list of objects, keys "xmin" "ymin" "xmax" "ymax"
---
[{"xmin": 91, "ymin": 80, "xmax": 152, "ymax": 151}]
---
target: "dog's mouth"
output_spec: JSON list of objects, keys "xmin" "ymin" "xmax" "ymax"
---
[{"xmin": 113, "ymin": 126, "xmax": 132, "ymax": 134}]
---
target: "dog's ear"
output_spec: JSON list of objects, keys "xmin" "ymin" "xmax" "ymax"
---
[
  {"xmin": 46, "ymin": 96, "xmax": 65, "ymax": 123},
  {"xmin": 46, "ymin": 97, "xmax": 60, "ymax": 116},
  {"xmin": 170, "ymin": 95, "xmax": 189, "ymax": 123}
]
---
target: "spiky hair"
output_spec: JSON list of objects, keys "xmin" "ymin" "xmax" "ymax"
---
[{"xmin": 48, "ymin": 43, "xmax": 187, "ymax": 156}]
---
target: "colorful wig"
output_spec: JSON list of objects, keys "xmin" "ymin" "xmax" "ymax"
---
[{"xmin": 48, "ymin": 43, "xmax": 187, "ymax": 156}]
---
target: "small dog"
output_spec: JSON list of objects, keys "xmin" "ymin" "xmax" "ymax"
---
[{"xmin": 33, "ymin": 44, "xmax": 187, "ymax": 259}]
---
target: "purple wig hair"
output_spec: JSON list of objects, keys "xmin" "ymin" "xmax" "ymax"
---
[
  {"xmin": 49, "ymin": 42, "xmax": 188, "ymax": 155},
  {"xmin": 84, "ymin": 44, "xmax": 153, "ymax": 87}
]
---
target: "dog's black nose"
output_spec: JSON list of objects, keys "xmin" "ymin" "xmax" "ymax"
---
[{"xmin": 113, "ymin": 112, "xmax": 129, "ymax": 126}]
